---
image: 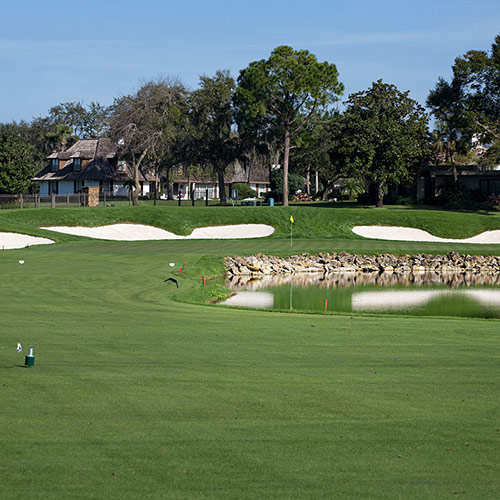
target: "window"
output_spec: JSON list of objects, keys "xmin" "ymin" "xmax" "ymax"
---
[
  {"xmin": 490, "ymin": 180, "xmax": 500, "ymax": 195},
  {"xmin": 74, "ymin": 181, "xmax": 82, "ymax": 193},
  {"xmin": 101, "ymin": 181, "xmax": 111, "ymax": 193},
  {"xmin": 48, "ymin": 181, "xmax": 58, "ymax": 194},
  {"xmin": 73, "ymin": 158, "xmax": 81, "ymax": 171},
  {"xmin": 480, "ymin": 179, "xmax": 500, "ymax": 195},
  {"xmin": 51, "ymin": 159, "xmax": 58, "ymax": 171},
  {"xmin": 117, "ymin": 161, "xmax": 126, "ymax": 172}
]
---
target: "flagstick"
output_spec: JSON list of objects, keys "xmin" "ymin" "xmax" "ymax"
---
[{"xmin": 290, "ymin": 221, "xmax": 293, "ymax": 247}]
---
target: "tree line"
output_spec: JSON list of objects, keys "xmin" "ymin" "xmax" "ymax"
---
[{"xmin": 1, "ymin": 36, "xmax": 500, "ymax": 207}]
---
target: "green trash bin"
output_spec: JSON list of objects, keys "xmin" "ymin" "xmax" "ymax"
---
[{"xmin": 25, "ymin": 345, "xmax": 35, "ymax": 367}]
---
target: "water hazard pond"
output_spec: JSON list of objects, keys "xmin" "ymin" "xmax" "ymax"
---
[{"xmin": 219, "ymin": 272, "xmax": 500, "ymax": 318}]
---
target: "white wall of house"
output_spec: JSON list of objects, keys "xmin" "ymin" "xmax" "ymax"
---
[
  {"xmin": 37, "ymin": 179, "xmax": 269, "ymax": 199},
  {"xmin": 163, "ymin": 182, "xmax": 215, "ymax": 200},
  {"xmin": 174, "ymin": 182, "xmax": 188, "ymax": 198},
  {"xmin": 192, "ymin": 183, "xmax": 216, "ymax": 199},
  {"xmin": 249, "ymin": 183, "xmax": 269, "ymax": 197}
]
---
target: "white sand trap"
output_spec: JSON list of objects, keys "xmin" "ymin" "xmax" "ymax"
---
[
  {"xmin": 40, "ymin": 223, "xmax": 275, "ymax": 241},
  {"xmin": 0, "ymin": 232, "xmax": 54, "ymax": 250},
  {"xmin": 353, "ymin": 225, "xmax": 500, "ymax": 244}
]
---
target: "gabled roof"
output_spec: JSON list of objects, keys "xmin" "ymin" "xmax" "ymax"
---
[{"xmin": 34, "ymin": 138, "xmax": 155, "ymax": 182}]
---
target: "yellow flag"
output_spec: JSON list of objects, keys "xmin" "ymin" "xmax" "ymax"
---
[{"xmin": 290, "ymin": 215, "xmax": 294, "ymax": 224}]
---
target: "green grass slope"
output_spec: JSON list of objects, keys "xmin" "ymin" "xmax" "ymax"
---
[{"xmin": 1, "ymin": 204, "xmax": 500, "ymax": 242}]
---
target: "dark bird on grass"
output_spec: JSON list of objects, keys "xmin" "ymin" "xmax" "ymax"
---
[{"xmin": 164, "ymin": 278, "xmax": 179, "ymax": 288}]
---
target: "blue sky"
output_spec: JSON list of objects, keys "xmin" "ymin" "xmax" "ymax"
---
[{"xmin": 1, "ymin": 0, "xmax": 500, "ymax": 124}]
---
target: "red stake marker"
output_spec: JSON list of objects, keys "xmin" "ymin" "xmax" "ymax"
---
[
  {"xmin": 183, "ymin": 262, "xmax": 185, "ymax": 269},
  {"xmin": 324, "ymin": 299, "xmax": 328, "ymax": 312},
  {"xmin": 202, "ymin": 276, "xmax": 205, "ymax": 286},
  {"xmin": 179, "ymin": 267, "xmax": 182, "ymax": 275}
]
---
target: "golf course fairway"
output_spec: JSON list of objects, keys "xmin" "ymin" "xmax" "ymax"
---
[{"xmin": 1, "ymin": 205, "xmax": 500, "ymax": 499}]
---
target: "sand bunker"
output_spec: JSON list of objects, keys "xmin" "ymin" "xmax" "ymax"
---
[
  {"xmin": 353, "ymin": 226, "xmax": 500, "ymax": 244},
  {"xmin": 41, "ymin": 223, "xmax": 275, "ymax": 241},
  {"xmin": 0, "ymin": 232, "xmax": 54, "ymax": 250}
]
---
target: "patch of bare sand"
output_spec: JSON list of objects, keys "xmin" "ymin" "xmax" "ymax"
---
[
  {"xmin": 353, "ymin": 225, "xmax": 500, "ymax": 244},
  {"xmin": 0, "ymin": 233, "xmax": 54, "ymax": 250},
  {"xmin": 41, "ymin": 223, "xmax": 275, "ymax": 240}
]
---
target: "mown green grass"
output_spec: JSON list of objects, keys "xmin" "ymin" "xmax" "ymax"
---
[
  {"xmin": 1, "ymin": 206, "xmax": 500, "ymax": 498},
  {"xmin": 2, "ymin": 203, "xmax": 500, "ymax": 247}
]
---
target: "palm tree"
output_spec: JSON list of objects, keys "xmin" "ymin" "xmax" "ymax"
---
[
  {"xmin": 46, "ymin": 124, "xmax": 73, "ymax": 152},
  {"xmin": 341, "ymin": 177, "xmax": 366, "ymax": 201}
]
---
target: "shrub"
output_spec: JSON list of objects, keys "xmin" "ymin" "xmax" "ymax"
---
[
  {"xmin": 393, "ymin": 195, "xmax": 415, "ymax": 206},
  {"xmin": 0, "ymin": 201, "xmax": 20, "ymax": 209},
  {"xmin": 341, "ymin": 177, "xmax": 366, "ymax": 201},
  {"xmin": 0, "ymin": 195, "xmax": 21, "ymax": 209},
  {"xmin": 483, "ymin": 194, "xmax": 500, "ymax": 210},
  {"xmin": 269, "ymin": 169, "xmax": 305, "ymax": 202},
  {"xmin": 231, "ymin": 183, "xmax": 257, "ymax": 199}
]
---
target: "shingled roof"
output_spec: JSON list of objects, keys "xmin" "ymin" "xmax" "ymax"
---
[
  {"xmin": 35, "ymin": 138, "xmax": 269, "ymax": 185},
  {"xmin": 34, "ymin": 138, "xmax": 155, "ymax": 182}
]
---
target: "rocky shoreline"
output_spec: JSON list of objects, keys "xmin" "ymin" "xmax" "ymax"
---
[{"xmin": 225, "ymin": 252, "xmax": 500, "ymax": 276}]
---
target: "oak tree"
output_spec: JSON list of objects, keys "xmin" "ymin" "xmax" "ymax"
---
[
  {"xmin": 110, "ymin": 78, "xmax": 189, "ymax": 205},
  {"xmin": 189, "ymin": 70, "xmax": 240, "ymax": 204},
  {"xmin": 341, "ymin": 80, "xmax": 429, "ymax": 207}
]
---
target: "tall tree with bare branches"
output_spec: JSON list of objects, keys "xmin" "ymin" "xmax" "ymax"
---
[{"xmin": 110, "ymin": 78, "xmax": 189, "ymax": 205}]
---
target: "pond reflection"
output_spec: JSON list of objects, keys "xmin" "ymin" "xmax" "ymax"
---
[
  {"xmin": 351, "ymin": 289, "xmax": 500, "ymax": 311},
  {"xmin": 221, "ymin": 272, "xmax": 500, "ymax": 318}
]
